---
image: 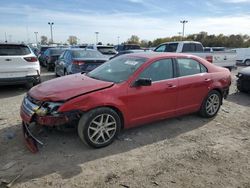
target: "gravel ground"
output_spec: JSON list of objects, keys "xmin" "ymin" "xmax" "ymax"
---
[{"xmin": 0, "ymin": 67, "xmax": 249, "ymax": 188}]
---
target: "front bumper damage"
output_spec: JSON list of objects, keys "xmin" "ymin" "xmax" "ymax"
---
[
  {"xmin": 22, "ymin": 122, "xmax": 44, "ymax": 153},
  {"xmin": 20, "ymin": 96, "xmax": 80, "ymax": 153}
]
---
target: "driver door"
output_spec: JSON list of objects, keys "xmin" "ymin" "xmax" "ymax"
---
[{"xmin": 126, "ymin": 58, "xmax": 178, "ymax": 127}]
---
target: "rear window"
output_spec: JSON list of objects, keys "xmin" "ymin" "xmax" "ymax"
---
[
  {"xmin": 50, "ymin": 49, "xmax": 65, "ymax": 55},
  {"xmin": 0, "ymin": 45, "xmax": 31, "ymax": 56},
  {"xmin": 155, "ymin": 43, "xmax": 178, "ymax": 52},
  {"xmin": 97, "ymin": 47, "xmax": 117, "ymax": 55},
  {"xmin": 72, "ymin": 50, "xmax": 104, "ymax": 58}
]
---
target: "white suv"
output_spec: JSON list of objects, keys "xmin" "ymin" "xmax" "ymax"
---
[{"xmin": 0, "ymin": 43, "xmax": 40, "ymax": 88}]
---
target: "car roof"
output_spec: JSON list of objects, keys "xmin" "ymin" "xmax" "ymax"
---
[
  {"xmin": 66, "ymin": 48, "xmax": 99, "ymax": 52},
  {"xmin": 0, "ymin": 43, "xmax": 28, "ymax": 46}
]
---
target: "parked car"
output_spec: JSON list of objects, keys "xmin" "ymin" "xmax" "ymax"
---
[
  {"xmin": 55, "ymin": 49, "xmax": 108, "ymax": 76},
  {"xmin": 0, "ymin": 43, "xmax": 40, "ymax": 88},
  {"xmin": 86, "ymin": 45, "xmax": 118, "ymax": 58},
  {"xmin": 110, "ymin": 49, "xmax": 148, "ymax": 59},
  {"xmin": 154, "ymin": 41, "xmax": 236, "ymax": 71},
  {"xmin": 71, "ymin": 44, "xmax": 88, "ymax": 49},
  {"xmin": 114, "ymin": 44, "xmax": 141, "ymax": 52},
  {"xmin": 38, "ymin": 46, "xmax": 55, "ymax": 65},
  {"xmin": 236, "ymin": 67, "xmax": 250, "ymax": 92},
  {"xmin": 204, "ymin": 47, "xmax": 226, "ymax": 52},
  {"xmin": 20, "ymin": 52, "xmax": 231, "ymax": 152},
  {"xmin": 234, "ymin": 48, "xmax": 250, "ymax": 66},
  {"xmin": 40, "ymin": 48, "xmax": 67, "ymax": 71}
]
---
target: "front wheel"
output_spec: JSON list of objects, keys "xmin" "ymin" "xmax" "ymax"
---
[
  {"xmin": 78, "ymin": 107, "xmax": 121, "ymax": 148},
  {"xmin": 199, "ymin": 90, "xmax": 222, "ymax": 118}
]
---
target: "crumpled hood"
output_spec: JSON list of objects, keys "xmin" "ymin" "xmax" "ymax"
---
[{"xmin": 28, "ymin": 74, "xmax": 114, "ymax": 101}]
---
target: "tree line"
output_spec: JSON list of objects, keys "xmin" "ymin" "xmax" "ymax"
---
[
  {"xmin": 127, "ymin": 32, "xmax": 250, "ymax": 48},
  {"xmin": 40, "ymin": 32, "xmax": 250, "ymax": 48}
]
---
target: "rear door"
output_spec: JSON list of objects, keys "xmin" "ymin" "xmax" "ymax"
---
[
  {"xmin": 0, "ymin": 44, "xmax": 33, "ymax": 78},
  {"xmin": 175, "ymin": 58, "xmax": 211, "ymax": 115}
]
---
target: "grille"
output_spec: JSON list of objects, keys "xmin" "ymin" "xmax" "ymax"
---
[{"xmin": 21, "ymin": 97, "xmax": 39, "ymax": 116}]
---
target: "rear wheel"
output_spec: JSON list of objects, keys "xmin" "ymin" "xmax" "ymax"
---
[
  {"xmin": 199, "ymin": 90, "xmax": 222, "ymax": 118},
  {"xmin": 78, "ymin": 107, "xmax": 121, "ymax": 148},
  {"xmin": 245, "ymin": 60, "xmax": 250, "ymax": 66}
]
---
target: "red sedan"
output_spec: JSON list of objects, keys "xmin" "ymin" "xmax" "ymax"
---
[{"xmin": 20, "ymin": 53, "xmax": 231, "ymax": 151}]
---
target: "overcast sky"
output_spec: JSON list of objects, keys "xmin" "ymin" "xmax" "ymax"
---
[{"xmin": 1, "ymin": 0, "xmax": 250, "ymax": 44}]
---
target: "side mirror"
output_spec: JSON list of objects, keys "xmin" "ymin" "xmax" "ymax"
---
[{"xmin": 133, "ymin": 78, "xmax": 152, "ymax": 87}]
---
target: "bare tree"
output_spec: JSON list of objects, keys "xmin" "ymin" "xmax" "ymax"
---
[
  {"xmin": 68, "ymin": 36, "xmax": 78, "ymax": 45},
  {"xmin": 40, "ymin": 36, "xmax": 48, "ymax": 45}
]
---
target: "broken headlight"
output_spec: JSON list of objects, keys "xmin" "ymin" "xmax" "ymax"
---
[{"xmin": 36, "ymin": 102, "xmax": 63, "ymax": 116}]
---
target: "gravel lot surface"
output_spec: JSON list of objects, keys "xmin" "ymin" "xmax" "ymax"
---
[{"xmin": 0, "ymin": 67, "xmax": 249, "ymax": 188}]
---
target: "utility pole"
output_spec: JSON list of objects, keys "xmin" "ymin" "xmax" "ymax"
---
[
  {"xmin": 34, "ymin": 32, "xmax": 38, "ymax": 45},
  {"xmin": 117, "ymin": 36, "xmax": 120, "ymax": 45},
  {"xmin": 95, "ymin": 32, "xmax": 99, "ymax": 44},
  {"xmin": 4, "ymin": 32, "xmax": 7, "ymax": 43},
  {"xmin": 180, "ymin": 20, "xmax": 188, "ymax": 40},
  {"xmin": 48, "ymin": 22, "xmax": 54, "ymax": 44}
]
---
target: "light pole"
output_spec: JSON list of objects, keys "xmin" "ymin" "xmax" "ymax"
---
[
  {"xmin": 48, "ymin": 22, "xmax": 54, "ymax": 43},
  {"xmin": 117, "ymin": 36, "xmax": 120, "ymax": 45},
  {"xmin": 4, "ymin": 32, "xmax": 7, "ymax": 43},
  {"xmin": 180, "ymin": 20, "xmax": 188, "ymax": 39},
  {"xmin": 34, "ymin": 32, "xmax": 38, "ymax": 45},
  {"xmin": 95, "ymin": 32, "xmax": 99, "ymax": 44}
]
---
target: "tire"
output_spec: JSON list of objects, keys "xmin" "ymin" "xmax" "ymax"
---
[
  {"xmin": 237, "ymin": 80, "xmax": 246, "ymax": 92},
  {"xmin": 245, "ymin": 60, "xmax": 250, "ymax": 66},
  {"xmin": 199, "ymin": 90, "xmax": 222, "ymax": 118},
  {"xmin": 77, "ymin": 107, "xmax": 121, "ymax": 148},
  {"xmin": 25, "ymin": 82, "xmax": 34, "ymax": 90},
  {"xmin": 47, "ymin": 63, "xmax": 54, "ymax": 71}
]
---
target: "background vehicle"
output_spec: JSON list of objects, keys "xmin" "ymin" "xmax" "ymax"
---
[
  {"xmin": 86, "ymin": 45, "xmax": 118, "ymax": 58},
  {"xmin": 110, "ymin": 49, "xmax": 148, "ymax": 59},
  {"xmin": 55, "ymin": 49, "xmax": 108, "ymax": 76},
  {"xmin": 21, "ymin": 53, "xmax": 231, "ymax": 151},
  {"xmin": 71, "ymin": 44, "xmax": 88, "ymax": 49},
  {"xmin": 40, "ymin": 48, "xmax": 67, "ymax": 71},
  {"xmin": 236, "ymin": 67, "xmax": 250, "ymax": 92},
  {"xmin": 154, "ymin": 41, "xmax": 236, "ymax": 71},
  {"xmin": 0, "ymin": 43, "xmax": 40, "ymax": 88},
  {"xmin": 114, "ymin": 44, "xmax": 141, "ymax": 52},
  {"xmin": 234, "ymin": 48, "xmax": 250, "ymax": 66},
  {"xmin": 38, "ymin": 46, "xmax": 54, "ymax": 65},
  {"xmin": 204, "ymin": 47, "xmax": 226, "ymax": 52}
]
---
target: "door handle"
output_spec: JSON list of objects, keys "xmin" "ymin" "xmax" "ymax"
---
[
  {"xmin": 204, "ymin": 78, "xmax": 211, "ymax": 82},
  {"xmin": 166, "ymin": 83, "xmax": 177, "ymax": 88}
]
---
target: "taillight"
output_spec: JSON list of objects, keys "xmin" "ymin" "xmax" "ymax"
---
[
  {"xmin": 205, "ymin": 56, "xmax": 213, "ymax": 63},
  {"xmin": 73, "ymin": 60, "xmax": 85, "ymax": 65},
  {"xmin": 24, "ymin": 57, "xmax": 38, "ymax": 62}
]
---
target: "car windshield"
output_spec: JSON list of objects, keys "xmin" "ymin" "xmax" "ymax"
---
[
  {"xmin": 87, "ymin": 56, "xmax": 147, "ymax": 83},
  {"xmin": 97, "ymin": 47, "xmax": 117, "ymax": 55},
  {"xmin": 50, "ymin": 49, "xmax": 65, "ymax": 55},
  {"xmin": 72, "ymin": 50, "xmax": 104, "ymax": 58},
  {"xmin": 0, "ymin": 45, "xmax": 30, "ymax": 56}
]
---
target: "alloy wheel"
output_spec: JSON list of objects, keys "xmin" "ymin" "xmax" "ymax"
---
[
  {"xmin": 205, "ymin": 94, "xmax": 220, "ymax": 116},
  {"xmin": 88, "ymin": 114, "xmax": 117, "ymax": 145}
]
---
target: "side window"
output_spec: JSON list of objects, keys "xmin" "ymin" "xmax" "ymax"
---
[
  {"xmin": 177, "ymin": 58, "xmax": 207, "ymax": 77},
  {"xmin": 195, "ymin": 44, "xmax": 203, "ymax": 52},
  {"xmin": 155, "ymin": 45, "xmax": 166, "ymax": 52},
  {"xmin": 59, "ymin": 51, "xmax": 65, "ymax": 59},
  {"xmin": 139, "ymin": 59, "xmax": 173, "ymax": 82},
  {"xmin": 200, "ymin": 64, "xmax": 208, "ymax": 73},
  {"xmin": 182, "ymin": 44, "xmax": 195, "ymax": 52}
]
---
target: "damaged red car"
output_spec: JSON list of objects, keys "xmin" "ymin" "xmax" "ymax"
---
[{"xmin": 20, "ymin": 53, "xmax": 231, "ymax": 152}]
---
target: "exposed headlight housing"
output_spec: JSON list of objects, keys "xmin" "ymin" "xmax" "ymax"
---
[{"xmin": 35, "ymin": 102, "xmax": 63, "ymax": 116}]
